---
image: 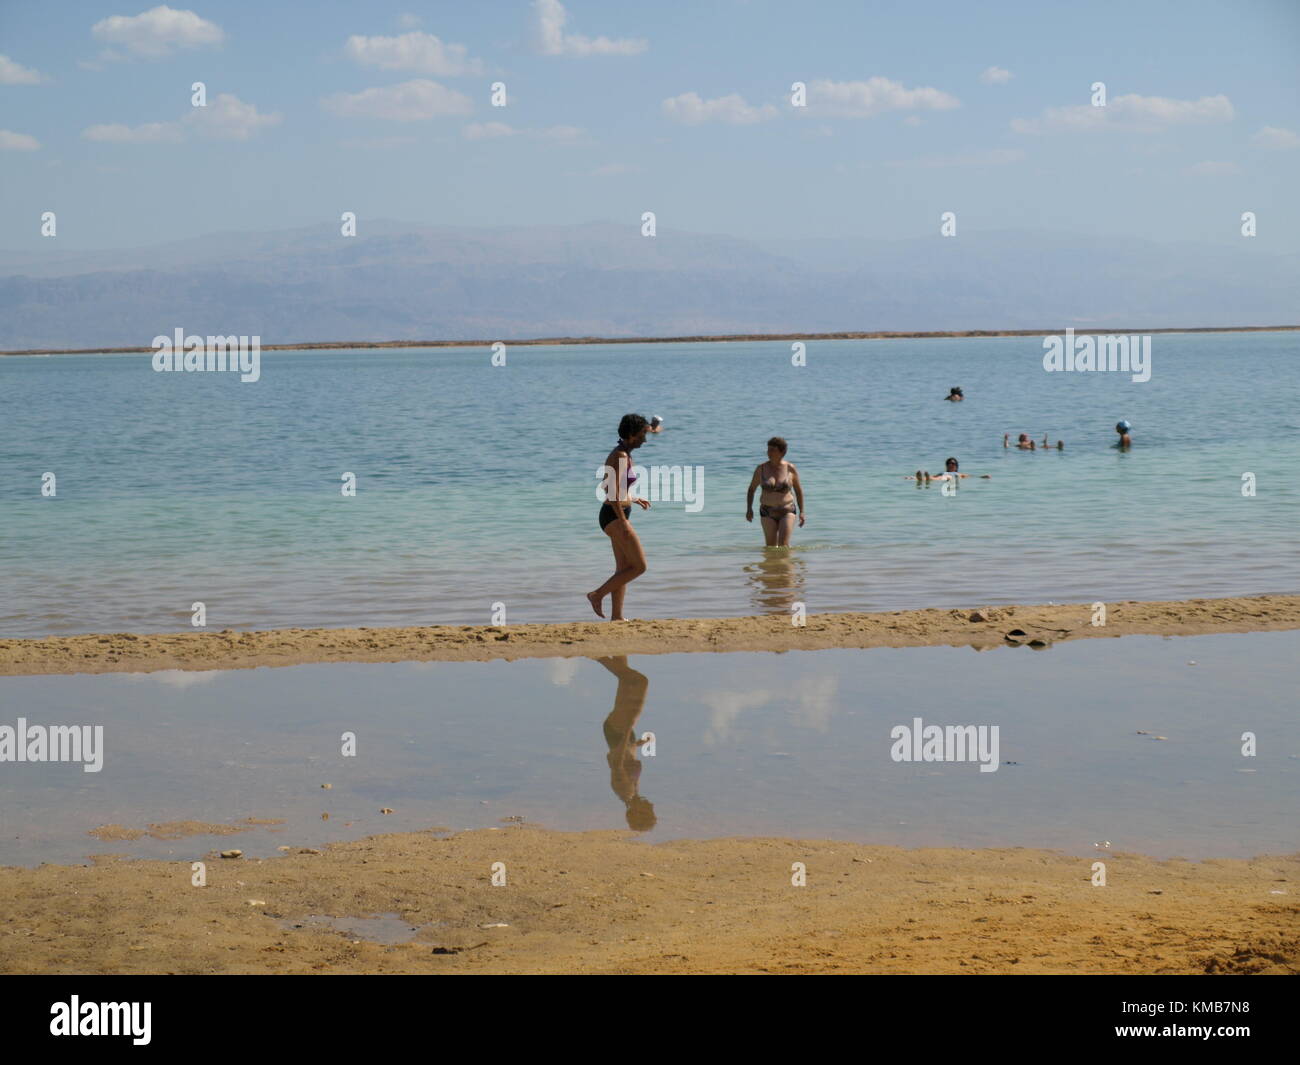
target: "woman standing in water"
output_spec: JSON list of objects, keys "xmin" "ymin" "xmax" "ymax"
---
[
  {"xmin": 746, "ymin": 436, "xmax": 805, "ymax": 547},
  {"xmin": 588, "ymin": 414, "xmax": 651, "ymax": 620}
]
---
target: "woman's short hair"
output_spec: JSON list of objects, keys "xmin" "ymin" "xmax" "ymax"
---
[
  {"xmin": 945, "ymin": 456, "xmax": 958, "ymax": 468},
  {"xmin": 618, "ymin": 413, "xmax": 649, "ymax": 440},
  {"xmin": 767, "ymin": 436, "xmax": 788, "ymax": 455}
]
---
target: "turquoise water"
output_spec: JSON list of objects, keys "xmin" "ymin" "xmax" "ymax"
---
[
  {"xmin": 1, "ymin": 634, "xmax": 1295, "ymax": 866},
  {"xmin": 1, "ymin": 332, "xmax": 1297, "ymax": 636}
]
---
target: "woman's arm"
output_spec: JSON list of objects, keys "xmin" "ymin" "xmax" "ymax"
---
[{"xmin": 790, "ymin": 465, "xmax": 805, "ymax": 522}]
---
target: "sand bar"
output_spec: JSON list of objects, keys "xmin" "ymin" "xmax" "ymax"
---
[{"xmin": 2, "ymin": 594, "xmax": 1297, "ymax": 676}]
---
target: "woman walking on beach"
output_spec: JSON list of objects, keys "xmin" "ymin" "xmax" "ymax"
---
[
  {"xmin": 588, "ymin": 414, "xmax": 651, "ymax": 620},
  {"xmin": 746, "ymin": 436, "xmax": 805, "ymax": 547}
]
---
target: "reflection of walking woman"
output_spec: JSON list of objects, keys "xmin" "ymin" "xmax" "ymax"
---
[
  {"xmin": 746, "ymin": 436, "xmax": 805, "ymax": 547},
  {"xmin": 587, "ymin": 414, "xmax": 651, "ymax": 620},
  {"xmin": 595, "ymin": 656, "xmax": 656, "ymax": 831}
]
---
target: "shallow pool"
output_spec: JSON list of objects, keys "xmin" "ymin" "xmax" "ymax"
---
[{"xmin": 0, "ymin": 631, "xmax": 1295, "ymax": 866}]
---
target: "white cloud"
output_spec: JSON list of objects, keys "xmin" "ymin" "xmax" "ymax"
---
[
  {"xmin": 0, "ymin": 129, "xmax": 40, "ymax": 151},
  {"xmin": 462, "ymin": 121, "xmax": 585, "ymax": 143},
  {"xmin": 91, "ymin": 5, "xmax": 224, "ymax": 58},
  {"xmin": 1012, "ymin": 93, "xmax": 1234, "ymax": 134},
  {"xmin": 536, "ymin": 124, "xmax": 583, "ymax": 142},
  {"xmin": 188, "ymin": 93, "xmax": 282, "ymax": 139},
  {"xmin": 83, "ymin": 93, "xmax": 280, "ymax": 143},
  {"xmin": 1251, "ymin": 125, "xmax": 1299, "ymax": 149},
  {"xmin": 84, "ymin": 120, "xmax": 184, "ymax": 143},
  {"xmin": 1187, "ymin": 160, "xmax": 1242, "ymax": 176},
  {"xmin": 980, "ymin": 66, "xmax": 1013, "ymax": 85},
  {"xmin": 0, "ymin": 54, "xmax": 44, "ymax": 84},
  {"xmin": 323, "ymin": 79, "xmax": 473, "ymax": 121},
  {"xmin": 463, "ymin": 121, "xmax": 515, "ymax": 139},
  {"xmin": 533, "ymin": 0, "xmax": 647, "ymax": 56},
  {"xmin": 662, "ymin": 91, "xmax": 778, "ymax": 125},
  {"xmin": 344, "ymin": 31, "xmax": 485, "ymax": 76},
  {"xmin": 804, "ymin": 77, "xmax": 960, "ymax": 118}
]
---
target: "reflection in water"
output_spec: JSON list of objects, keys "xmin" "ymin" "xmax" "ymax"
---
[
  {"xmin": 594, "ymin": 656, "xmax": 657, "ymax": 831},
  {"xmin": 744, "ymin": 548, "xmax": 807, "ymax": 615}
]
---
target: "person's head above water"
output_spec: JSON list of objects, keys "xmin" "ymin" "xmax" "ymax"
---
[
  {"xmin": 945, "ymin": 457, "xmax": 959, "ymax": 472},
  {"xmin": 1115, "ymin": 420, "xmax": 1131, "ymax": 434},
  {"xmin": 648, "ymin": 415, "xmax": 664, "ymax": 432},
  {"xmin": 618, "ymin": 413, "xmax": 649, "ymax": 448},
  {"xmin": 1018, "ymin": 433, "xmax": 1030, "ymax": 443},
  {"xmin": 947, "ymin": 387, "xmax": 963, "ymax": 399}
]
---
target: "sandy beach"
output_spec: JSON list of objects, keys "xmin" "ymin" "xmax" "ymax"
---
[
  {"xmin": 2, "ymin": 825, "xmax": 1295, "ymax": 975},
  {"xmin": 4, "ymin": 594, "xmax": 1296, "ymax": 975},
  {"xmin": 2, "ymin": 594, "xmax": 1297, "ymax": 676}
]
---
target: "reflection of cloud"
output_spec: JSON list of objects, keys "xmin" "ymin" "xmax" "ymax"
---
[
  {"xmin": 791, "ymin": 674, "xmax": 838, "ymax": 732},
  {"xmin": 548, "ymin": 658, "xmax": 580, "ymax": 686},
  {"xmin": 699, "ymin": 689, "xmax": 772, "ymax": 746},
  {"xmin": 121, "ymin": 669, "xmax": 222, "ymax": 688}
]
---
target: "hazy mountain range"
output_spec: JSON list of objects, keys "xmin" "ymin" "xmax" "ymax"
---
[{"xmin": 1, "ymin": 221, "xmax": 1296, "ymax": 350}]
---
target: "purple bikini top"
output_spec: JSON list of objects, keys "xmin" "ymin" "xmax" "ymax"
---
[{"xmin": 615, "ymin": 441, "xmax": 638, "ymax": 486}]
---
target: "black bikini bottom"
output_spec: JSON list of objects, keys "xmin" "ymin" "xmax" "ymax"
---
[{"xmin": 599, "ymin": 503, "xmax": 631, "ymax": 531}]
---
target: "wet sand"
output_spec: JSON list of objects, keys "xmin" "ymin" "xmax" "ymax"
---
[
  {"xmin": 2, "ymin": 594, "xmax": 1297, "ymax": 676},
  {"xmin": 1, "ymin": 826, "xmax": 1294, "ymax": 974}
]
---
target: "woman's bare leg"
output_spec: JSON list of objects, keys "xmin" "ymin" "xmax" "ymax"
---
[
  {"xmin": 588, "ymin": 524, "xmax": 646, "ymax": 620},
  {"xmin": 761, "ymin": 514, "xmax": 779, "ymax": 546},
  {"xmin": 610, "ymin": 534, "xmax": 630, "ymax": 620},
  {"xmin": 776, "ymin": 511, "xmax": 796, "ymax": 546}
]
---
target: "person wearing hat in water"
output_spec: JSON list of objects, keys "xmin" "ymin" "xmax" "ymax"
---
[
  {"xmin": 944, "ymin": 387, "xmax": 964, "ymax": 402},
  {"xmin": 1114, "ymin": 420, "xmax": 1132, "ymax": 449},
  {"xmin": 647, "ymin": 415, "xmax": 664, "ymax": 433}
]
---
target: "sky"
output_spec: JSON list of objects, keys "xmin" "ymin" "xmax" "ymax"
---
[{"xmin": 1, "ymin": 0, "xmax": 1298, "ymax": 251}]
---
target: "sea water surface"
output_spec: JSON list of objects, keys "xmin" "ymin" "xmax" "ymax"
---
[
  {"xmin": 0, "ymin": 633, "xmax": 1295, "ymax": 867},
  {"xmin": 1, "ymin": 332, "xmax": 1297, "ymax": 636}
]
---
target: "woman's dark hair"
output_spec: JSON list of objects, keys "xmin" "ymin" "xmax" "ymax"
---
[
  {"xmin": 949, "ymin": 387, "xmax": 963, "ymax": 396},
  {"xmin": 945, "ymin": 457, "xmax": 958, "ymax": 469},
  {"xmin": 618, "ymin": 413, "xmax": 649, "ymax": 441},
  {"xmin": 767, "ymin": 436, "xmax": 788, "ymax": 455}
]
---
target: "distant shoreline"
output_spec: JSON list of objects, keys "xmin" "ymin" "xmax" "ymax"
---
[{"xmin": 2, "ymin": 324, "xmax": 1298, "ymax": 357}]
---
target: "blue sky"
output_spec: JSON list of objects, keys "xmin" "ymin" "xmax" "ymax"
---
[{"xmin": 1, "ymin": 0, "xmax": 1298, "ymax": 250}]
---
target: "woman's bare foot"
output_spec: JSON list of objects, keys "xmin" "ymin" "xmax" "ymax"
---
[{"xmin": 586, "ymin": 591, "xmax": 605, "ymax": 618}]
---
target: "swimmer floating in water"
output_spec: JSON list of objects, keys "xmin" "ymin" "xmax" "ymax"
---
[
  {"xmin": 1114, "ymin": 420, "xmax": 1132, "ymax": 449},
  {"xmin": 914, "ymin": 457, "xmax": 991, "ymax": 483},
  {"xmin": 1004, "ymin": 433, "xmax": 1036, "ymax": 450},
  {"xmin": 647, "ymin": 415, "xmax": 664, "ymax": 434},
  {"xmin": 944, "ymin": 387, "xmax": 964, "ymax": 402}
]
